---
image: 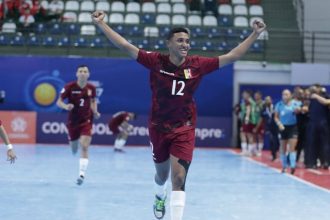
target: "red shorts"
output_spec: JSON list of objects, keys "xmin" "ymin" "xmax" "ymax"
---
[
  {"xmin": 149, "ymin": 125, "xmax": 195, "ymax": 163},
  {"xmin": 255, "ymin": 123, "xmax": 265, "ymax": 135},
  {"xmin": 67, "ymin": 122, "xmax": 92, "ymax": 141},
  {"xmin": 109, "ymin": 124, "xmax": 120, "ymax": 134},
  {"xmin": 241, "ymin": 123, "xmax": 255, "ymax": 133}
]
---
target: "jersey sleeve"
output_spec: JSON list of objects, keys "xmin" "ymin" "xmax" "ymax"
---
[
  {"xmin": 198, "ymin": 56, "xmax": 219, "ymax": 75},
  {"xmin": 60, "ymin": 84, "xmax": 70, "ymax": 99},
  {"xmin": 137, "ymin": 49, "xmax": 160, "ymax": 70},
  {"xmin": 92, "ymin": 86, "xmax": 96, "ymax": 99}
]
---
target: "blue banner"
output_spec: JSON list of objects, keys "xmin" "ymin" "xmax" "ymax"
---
[
  {"xmin": 36, "ymin": 112, "xmax": 232, "ymax": 147},
  {"xmin": 0, "ymin": 56, "xmax": 233, "ymax": 118}
]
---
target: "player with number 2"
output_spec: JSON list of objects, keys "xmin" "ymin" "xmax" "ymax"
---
[
  {"xmin": 57, "ymin": 65, "xmax": 101, "ymax": 185},
  {"xmin": 92, "ymin": 10, "xmax": 266, "ymax": 220}
]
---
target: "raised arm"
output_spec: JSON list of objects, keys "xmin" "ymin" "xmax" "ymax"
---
[
  {"xmin": 92, "ymin": 11, "xmax": 139, "ymax": 60},
  {"xmin": 219, "ymin": 20, "xmax": 266, "ymax": 68},
  {"xmin": 311, "ymin": 93, "xmax": 330, "ymax": 105}
]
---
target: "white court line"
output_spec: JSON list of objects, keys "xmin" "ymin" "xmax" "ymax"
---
[{"xmin": 228, "ymin": 150, "xmax": 330, "ymax": 194}]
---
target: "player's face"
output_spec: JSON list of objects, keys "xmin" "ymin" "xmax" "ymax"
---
[
  {"xmin": 167, "ymin": 32, "xmax": 190, "ymax": 58},
  {"xmin": 265, "ymin": 96, "xmax": 272, "ymax": 105},
  {"xmin": 76, "ymin": 67, "xmax": 90, "ymax": 82},
  {"xmin": 254, "ymin": 93, "xmax": 262, "ymax": 101},
  {"xmin": 282, "ymin": 90, "xmax": 291, "ymax": 103},
  {"xmin": 242, "ymin": 92, "xmax": 250, "ymax": 101}
]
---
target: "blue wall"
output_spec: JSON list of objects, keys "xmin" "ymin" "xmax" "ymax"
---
[{"xmin": 0, "ymin": 56, "xmax": 234, "ymax": 117}]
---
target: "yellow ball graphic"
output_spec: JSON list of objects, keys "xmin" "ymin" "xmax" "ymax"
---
[{"xmin": 34, "ymin": 83, "xmax": 57, "ymax": 106}]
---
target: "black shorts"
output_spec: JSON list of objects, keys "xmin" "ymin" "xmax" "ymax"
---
[{"xmin": 280, "ymin": 125, "xmax": 298, "ymax": 140}]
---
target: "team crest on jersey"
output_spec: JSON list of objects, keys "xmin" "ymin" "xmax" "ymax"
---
[
  {"xmin": 87, "ymin": 89, "xmax": 92, "ymax": 96},
  {"xmin": 183, "ymin": 69, "xmax": 192, "ymax": 79}
]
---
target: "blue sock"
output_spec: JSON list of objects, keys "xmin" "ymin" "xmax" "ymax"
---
[
  {"xmin": 289, "ymin": 152, "xmax": 297, "ymax": 168},
  {"xmin": 280, "ymin": 153, "xmax": 287, "ymax": 169}
]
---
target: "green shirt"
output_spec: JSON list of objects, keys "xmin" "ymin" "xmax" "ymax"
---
[{"xmin": 240, "ymin": 98, "xmax": 257, "ymax": 125}]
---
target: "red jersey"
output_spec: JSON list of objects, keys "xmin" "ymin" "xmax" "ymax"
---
[
  {"xmin": 110, "ymin": 111, "xmax": 130, "ymax": 128},
  {"xmin": 60, "ymin": 82, "xmax": 96, "ymax": 126},
  {"xmin": 137, "ymin": 50, "xmax": 219, "ymax": 131}
]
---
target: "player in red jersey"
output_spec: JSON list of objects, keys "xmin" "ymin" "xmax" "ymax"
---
[
  {"xmin": 0, "ymin": 120, "xmax": 17, "ymax": 163},
  {"xmin": 92, "ymin": 10, "xmax": 266, "ymax": 220},
  {"xmin": 57, "ymin": 65, "xmax": 101, "ymax": 185},
  {"xmin": 108, "ymin": 111, "xmax": 136, "ymax": 152}
]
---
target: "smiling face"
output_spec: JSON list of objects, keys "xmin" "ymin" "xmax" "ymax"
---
[{"xmin": 167, "ymin": 32, "xmax": 190, "ymax": 59}]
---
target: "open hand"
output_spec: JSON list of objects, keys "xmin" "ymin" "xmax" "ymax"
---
[
  {"xmin": 94, "ymin": 112, "xmax": 101, "ymax": 119},
  {"xmin": 66, "ymin": 103, "xmax": 74, "ymax": 111},
  {"xmin": 252, "ymin": 20, "xmax": 266, "ymax": 35}
]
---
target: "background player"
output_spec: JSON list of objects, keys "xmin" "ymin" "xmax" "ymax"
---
[
  {"xmin": 57, "ymin": 65, "xmax": 101, "ymax": 185},
  {"xmin": 0, "ymin": 120, "xmax": 17, "ymax": 163},
  {"xmin": 253, "ymin": 91, "xmax": 265, "ymax": 157},
  {"xmin": 92, "ymin": 10, "xmax": 266, "ymax": 220},
  {"xmin": 240, "ymin": 90, "xmax": 257, "ymax": 156},
  {"xmin": 108, "ymin": 111, "xmax": 136, "ymax": 152}
]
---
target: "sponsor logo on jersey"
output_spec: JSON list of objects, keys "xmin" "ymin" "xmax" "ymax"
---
[
  {"xmin": 160, "ymin": 69, "xmax": 175, "ymax": 76},
  {"xmin": 184, "ymin": 69, "xmax": 192, "ymax": 79},
  {"xmin": 72, "ymin": 91, "xmax": 81, "ymax": 94}
]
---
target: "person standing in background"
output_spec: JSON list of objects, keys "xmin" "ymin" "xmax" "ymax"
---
[
  {"xmin": 253, "ymin": 91, "xmax": 265, "ymax": 157},
  {"xmin": 240, "ymin": 90, "xmax": 257, "ymax": 156}
]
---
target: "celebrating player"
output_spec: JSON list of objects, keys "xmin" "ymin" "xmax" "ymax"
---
[
  {"xmin": 253, "ymin": 91, "xmax": 265, "ymax": 157},
  {"xmin": 92, "ymin": 10, "xmax": 266, "ymax": 220},
  {"xmin": 0, "ymin": 120, "xmax": 17, "ymax": 163},
  {"xmin": 57, "ymin": 65, "xmax": 101, "ymax": 185},
  {"xmin": 108, "ymin": 111, "xmax": 136, "ymax": 152}
]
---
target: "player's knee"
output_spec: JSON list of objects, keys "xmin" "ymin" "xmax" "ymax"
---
[
  {"xmin": 172, "ymin": 172, "xmax": 186, "ymax": 191},
  {"xmin": 156, "ymin": 172, "xmax": 169, "ymax": 184}
]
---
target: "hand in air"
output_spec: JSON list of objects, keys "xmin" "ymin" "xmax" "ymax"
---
[
  {"xmin": 7, "ymin": 149, "xmax": 17, "ymax": 164},
  {"xmin": 91, "ymin": 11, "xmax": 106, "ymax": 24},
  {"xmin": 252, "ymin": 20, "xmax": 266, "ymax": 35}
]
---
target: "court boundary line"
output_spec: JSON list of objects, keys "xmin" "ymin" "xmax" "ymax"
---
[{"xmin": 228, "ymin": 149, "xmax": 330, "ymax": 194}]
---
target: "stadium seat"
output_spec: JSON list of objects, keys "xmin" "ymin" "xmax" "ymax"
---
[
  {"xmin": 172, "ymin": 3, "xmax": 187, "ymax": 14},
  {"xmin": 109, "ymin": 13, "xmax": 124, "ymax": 24},
  {"xmin": 232, "ymin": 0, "xmax": 246, "ymax": 4},
  {"xmin": 172, "ymin": 15, "xmax": 186, "ymax": 26},
  {"xmin": 218, "ymin": 5, "xmax": 233, "ymax": 15},
  {"xmin": 127, "ymin": 25, "xmax": 143, "ymax": 36},
  {"xmin": 41, "ymin": 0, "xmax": 49, "ymax": 9},
  {"xmin": 208, "ymin": 27, "xmax": 223, "ymax": 38},
  {"xmin": 217, "ymin": 0, "xmax": 231, "ymax": 4},
  {"xmin": 155, "ymin": 0, "xmax": 170, "ymax": 2},
  {"xmin": 159, "ymin": 26, "xmax": 171, "ymax": 37},
  {"xmin": 78, "ymin": 12, "xmax": 93, "ymax": 23},
  {"xmin": 1, "ymin": 22, "xmax": 17, "ymax": 33},
  {"xmin": 142, "ymin": 2, "xmax": 156, "ymax": 13},
  {"xmin": 96, "ymin": 1, "xmax": 110, "ymax": 11},
  {"xmin": 125, "ymin": 14, "xmax": 140, "ymax": 25},
  {"xmin": 74, "ymin": 37, "xmax": 89, "ymax": 47},
  {"xmin": 157, "ymin": 3, "xmax": 171, "ymax": 14},
  {"xmin": 144, "ymin": 27, "xmax": 159, "ymax": 37},
  {"xmin": 201, "ymin": 41, "xmax": 213, "ymax": 51},
  {"xmin": 154, "ymin": 39, "xmax": 166, "ymax": 49},
  {"xmin": 218, "ymin": 16, "xmax": 233, "ymax": 27},
  {"xmin": 136, "ymin": 39, "xmax": 149, "ymax": 49},
  {"xmin": 156, "ymin": 14, "xmax": 171, "ymax": 25},
  {"xmin": 65, "ymin": 23, "xmax": 80, "ymax": 35},
  {"xmin": 27, "ymin": 35, "xmax": 40, "ymax": 46},
  {"xmin": 0, "ymin": 34, "xmax": 10, "ymax": 45},
  {"xmin": 141, "ymin": 13, "xmax": 156, "ymax": 24},
  {"xmin": 234, "ymin": 16, "xmax": 249, "ymax": 27},
  {"xmin": 11, "ymin": 35, "xmax": 25, "ymax": 46},
  {"xmin": 111, "ymin": 1, "xmax": 125, "ymax": 12},
  {"xmin": 170, "ymin": 0, "xmax": 185, "ymax": 3},
  {"xmin": 250, "ymin": 41, "xmax": 263, "ymax": 52},
  {"xmin": 203, "ymin": 15, "xmax": 218, "ymax": 26},
  {"xmin": 58, "ymin": 36, "xmax": 70, "ymax": 47},
  {"xmin": 91, "ymin": 37, "xmax": 104, "ymax": 48},
  {"xmin": 249, "ymin": 5, "xmax": 264, "ymax": 16},
  {"xmin": 127, "ymin": 2, "xmax": 141, "ymax": 13},
  {"xmin": 65, "ymin": 0, "xmax": 79, "ymax": 11},
  {"xmin": 35, "ymin": 23, "xmax": 46, "ymax": 34},
  {"xmin": 234, "ymin": 5, "xmax": 248, "ymax": 15},
  {"xmin": 247, "ymin": 0, "xmax": 261, "ymax": 4},
  {"xmin": 43, "ymin": 36, "xmax": 57, "ymax": 47},
  {"xmin": 63, "ymin": 12, "xmax": 78, "ymax": 22},
  {"xmin": 49, "ymin": 23, "xmax": 62, "ymax": 35},
  {"xmin": 187, "ymin": 15, "xmax": 202, "ymax": 26},
  {"xmin": 190, "ymin": 27, "xmax": 207, "ymax": 37},
  {"xmin": 25, "ymin": 0, "xmax": 33, "ymax": 8},
  {"xmin": 240, "ymin": 28, "xmax": 252, "ymax": 38},
  {"xmin": 218, "ymin": 41, "xmax": 229, "ymax": 51},
  {"xmin": 81, "ymin": 25, "xmax": 96, "ymax": 35},
  {"xmin": 80, "ymin": 1, "xmax": 95, "ymax": 12}
]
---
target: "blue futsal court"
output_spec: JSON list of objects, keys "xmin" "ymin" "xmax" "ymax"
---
[{"xmin": 0, "ymin": 145, "xmax": 330, "ymax": 220}]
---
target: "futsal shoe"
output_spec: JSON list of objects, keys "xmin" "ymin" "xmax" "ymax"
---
[
  {"xmin": 281, "ymin": 168, "xmax": 286, "ymax": 173},
  {"xmin": 114, "ymin": 148, "xmax": 125, "ymax": 153},
  {"xmin": 153, "ymin": 195, "xmax": 166, "ymax": 219},
  {"xmin": 76, "ymin": 175, "xmax": 84, "ymax": 185},
  {"xmin": 290, "ymin": 168, "xmax": 296, "ymax": 175}
]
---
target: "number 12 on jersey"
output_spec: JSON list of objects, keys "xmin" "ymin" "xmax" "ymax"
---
[{"xmin": 171, "ymin": 80, "xmax": 185, "ymax": 96}]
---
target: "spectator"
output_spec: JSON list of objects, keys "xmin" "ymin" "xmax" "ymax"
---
[
  {"xmin": 203, "ymin": 0, "xmax": 217, "ymax": 16},
  {"xmin": 48, "ymin": 0, "xmax": 63, "ymax": 20},
  {"xmin": 0, "ymin": 0, "xmax": 21, "ymax": 20},
  {"xmin": 18, "ymin": 3, "xmax": 35, "ymax": 33},
  {"xmin": 253, "ymin": 91, "xmax": 265, "ymax": 157},
  {"xmin": 30, "ymin": 0, "xmax": 47, "ymax": 22}
]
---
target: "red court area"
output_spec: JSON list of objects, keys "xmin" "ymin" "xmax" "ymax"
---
[{"xmin": 232, "ymin": 149, "xmax": 330, "ymax": 191}]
